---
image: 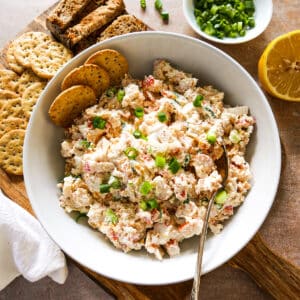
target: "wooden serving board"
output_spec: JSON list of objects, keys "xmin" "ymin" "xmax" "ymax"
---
[{"xmin": 0, "ymin": 1, "xmax": 300, "ymax": 299}]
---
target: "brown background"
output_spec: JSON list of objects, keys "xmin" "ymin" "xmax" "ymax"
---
[{"xmin": 0, "ymin": 0, "xmax": 299, "ymax": 299}]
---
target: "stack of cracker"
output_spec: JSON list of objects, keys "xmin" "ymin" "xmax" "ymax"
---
[
  {"xmin": 46, "ymin": 0, "xmax": 147, "ymax": 52},
  {"xmin": 0, "ymin": 31, "xmax": 73, "ymax": 175}
]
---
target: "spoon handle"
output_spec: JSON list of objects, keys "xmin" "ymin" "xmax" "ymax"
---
[{"xmin": 191, "ymin": 191, "xmax": 217, "ymax": 300}]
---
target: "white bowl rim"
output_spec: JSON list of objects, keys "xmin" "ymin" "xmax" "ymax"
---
[
  {"xmin": 23, "ymin": 31, "xmax": 281, "ymax": 285},
  {"xmin": 182, "ymin": 0, "xmax": 274, "ymax": 44}
]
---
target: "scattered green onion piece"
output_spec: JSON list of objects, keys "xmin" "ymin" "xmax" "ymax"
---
[
  {"xmin": 161, "ymin": 11, "xmax": 169, "ymax": 21},
  {"xmin": 215, "ymin": 189, "xmax": 228, "ymax": 205},
  {"xmin": 108, "ymin": 176, "xmax": 121, "ymax": 189},
  {"xmin": 206, "ymin": 129, "xmax": 217, "ymax": 144},
  {"xmin": 106, "ymin": 87, "xmax": 117, "ymax": 97},
  {"xmin": 193, "ymin": 94, "xmax": 203, "ymax": 107},
  {"xmin": 157, "ymin": 111, "xmax": 167, "ymax": 122},
  {"xmin": 140, "ymin": 0, "xmax": 146, "ymax": 9},
  {"xmin": 80, "ymin": 139, "xmax": 91, "ymax": 149},
  {"xmin": 140, "ymin": 200, "xmax": 148, "ymax": 211},
  {"xmin": 183, "ymin": 154, "xmax": 191, "ymax": 169},
  {"xmin": 204, "ymin": 106, "xmax": 216, "ymax": 118},
  {"xmin": 92, "ymin": 116, "xmax": 106, "ymax": 129},
  {"xmin": 147, "ymin": 199, "xmax": 158, "ymax": 209},
  {"xmin": 117, "ymin": 89, "xmax": 125, "ymax": 102},
  {"xmin": 100, "ymin": 183, "xmax": 111, "ymax": 193},
  {"xmin": 75, "ymin": 212, "xmax": 87, "ymax": 223},
  {"xmin": 105, "ymin": 208, "xmax": 118, "ymax": 225},
  {"xmin": 133, "ymin": 129, "xmax": 142, "ymax": 139},
  {"xmin": 168, "ymin": 157, "xmax": 181, "ymax": 174},
  {"xmin": 134, "ymin": 107, "xmax": 144, "ymax": 118},
  {"xmin": 124, "ymin": 147, "xmax": 139, "ymax": 159},
  {"xmin": 155, "ymin": 155, "xmax": 166, "ymax": 168},
  {"xmin": 155, "ymin": 0, "xmax": 163, "ymax": 11},
  {"xmin": 140, "ymin": 181, "xmax": 152, "ymax": 195},
  {"xmin": 229, "ymin": 129, "xmax": 241, "ymax": 144}
]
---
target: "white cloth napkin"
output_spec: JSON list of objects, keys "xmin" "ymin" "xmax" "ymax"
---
[{"xmin": 0, "ymin": 190, "xmax": 68, "ymax": 290}]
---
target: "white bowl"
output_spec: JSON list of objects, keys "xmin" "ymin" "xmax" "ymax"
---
[
  {"xmin": 183, "ymin": 0, "xmax": 273, "ymax": 44},
  {"xmin": 24, "ymin": 32, "xmax": 281, "ymax": 285}
]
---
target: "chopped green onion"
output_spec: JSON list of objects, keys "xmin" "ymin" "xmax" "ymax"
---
[
  {"xmin": 161, "ymin": 11, "xmax": 169, "ymax": 21},
  {"xmin": 157, "ymin": 111, "xmax": 167, "ymax": 122},
  {"xmin": 124, "ymin": 147, "xmax": 139, "ymax": 159},
  {"xmin": 140, "ymin": 181, "xmax": 152, "ymax": 195},
  {"xmin": 193, "ymin": 94, "xmax": 203, "ymax": 107},
  {"xmin": 206, "ymin": 129, "xmax": 217, "ymax": 144},
  {"xmin": 140, "ymin": 0, "xmax": 146, "ymax": 9},
  {"xmin": 147, "ymin": 199, "xmax": 158, "ymax": 209},
  {"xmin": 229, "ymin": 129, "xmax": 241, "ymax": 144},
  {"xmin": 215, "ymin": 189, "xmax": 228, "ymax": 205},
  {"xmin": 134, "ymin": 107, "xmax": 144, "ymax": 118},
  {"xmin": 168, "ymin": 157, "xmax": 181, "ymax": 174},
  {"xmin": 106, "ymin": 87, "xmax": 117, "ymax": 97},
  {"xmin": 183, "ymin": 154, "xmax": 191, "ymax": 169},
  {"xmin": 140, "ymin": 200, "xmax": 148, "ymax": 211},
  {"xmin": 155, "ymin": 155, "xmax": 166, "ymax": 168},
  {"xmin": 80, "ymin": 139, "xmax": 91, "ymax": 149},
  {"xmin": 133, "ymin": 129, "xmax": 142, "ymax": 139},
  {"xmin": 155, "ymin": 0, "xmax": 163, "ymax": 11},
  {"xmin": 204, "ymin": 106, "xmax": 216, "ymax": 118},
  {"xmin": 117, "ymin": 89, "xmax": 125, "ymax": 102},
  {"xmin": 75, "ymin": 212, "xmax": 87, "ymax": 223},
  {"xmin": 108, "ymin": 176, "xmax": 121, "ymax": 189},
  {"xmin": 92, "ymin": 116, "xmax": 106, "ymax": 129},
  {"xmin": 105, "ymin": 208, "xmax": 118, "ymax": 225},
  {"xmin": 100, "ymin": 183, "xmax": 111, "ymax": 193}
]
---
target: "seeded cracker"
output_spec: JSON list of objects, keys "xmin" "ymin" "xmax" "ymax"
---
[
  {"xmin": 21, "ymin": 82, "xmax": 46, "ymax": 118},
  {"xmin": 0, "ymin": 117, "xmax": 27, "ymax": 138},
  {"xmin": 61, "ymin": 64, "xmax": 110, "ymax": 97},
  {"xmin": 48, "ymin": 85, "xmax": 96, "ymax": 127},
  {"xmin": 0, "ymin": 129, "xmax": 25, "ymax": 175},
  {"xmin": 31, "ymin": 41, "xmax": 73, "ymax": 79},
  {"xmin": 6, "ymin": 41, "xmax": 24, "ymax": 74},
  {"xmin": 85, "ymin": 49, "xmax": 128, "ymax": 85},
  {"xmin": 0, "ymin": 98, "xmax": 24, "ymax": 120},
  {"xmin": 13, "ymin": 32, "xmax": 52, "ymax": 69},
  {"xmin": 0, "ymin": 69, "xmax": 19, "ymax": 92},
  {"xmin": 17, "ymin": 70, "xmax": 44, "ymax": 96}
]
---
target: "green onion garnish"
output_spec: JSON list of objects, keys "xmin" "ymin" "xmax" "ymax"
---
[
  {"xmin": 134, "ymin": 107, "xmax": 144, "ymax": 118},
  {"xmin": 157, "ymin": 111, "xmax": 167, "ymax": 122},
  {"xmin": 161, "ymin": 11, "xmax": 169, "ymax": 21},
  {"xmin": 80, "ymin": 139, "xmax": 91, "ymax": 149},
  {"xmin": 106, "ymin": 87, "xmax": 117, "ymax": 97},
  {"xmin": 147, "ymin": 199, "xmax": 158, "ymax": 209},
  {"xmin": 193, "ymin": 94, "xmax": 203, "ymax": 107},
  {"xmin": 99, "ymin": 183, "xmax": 111, "ymax": 193},
  {"xmin": 108, "ymin": 176, "xmax": 121, "ymax": 189},
  {"xmin": 92, "ymin": 116, "xmax": 106, "ymax": 129},
  {"xmin": 229, "ymin": 129, "xmax": 241, "ymax": 144},
  {"xmin": 206, "ymin": 129, "xmax": 217, "ymax": 144},
  {"xmin": 183, "ymin": 154, "xmax": 191, "ymax": 169},
  {"xmin": 155, "ymin": 0, "xmax": 163, "ymax": 10},
  {"xmin": 140, "ymin": 200, "xmax": 148, "ymax": 211},
  {"xmin": 215, "ymin": 189, "xmax": 228, "ymax": 205},
  {"xmin": 124, "ymin": 147, "xmax": 139, "ymax": 159},
  {"xmin": 133, "ymin": 129, "xmax": 147, "ymax": 140},
  {"xmin": 117, "ymin": 89, "xmax": 125, "ymax": 102},
  {"xmin": 155, "ymin": 155, "xmax": 166, "ymax": 168},
  {"xmin": 168, "ymin": 157, "xmax": 181, "ymax": 174},
  {"xmin": 75, "ymin": 212, "xmax": 87, "ymax": 223},
  {"xmin": 140, "ymin": 181, "xmax": 152, "ymax": 195},
  {"xmin": 140, "ymin": 0, "xmax": 146, "ymax": 9},
  {"xmin": 105, "ymin": 208, "xmax": 118, "ymax": 225}
]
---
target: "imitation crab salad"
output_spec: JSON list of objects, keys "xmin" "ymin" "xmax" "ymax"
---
[{"xmin": 58, "ymin": 60, "xmax": 255, "ymax": 260}]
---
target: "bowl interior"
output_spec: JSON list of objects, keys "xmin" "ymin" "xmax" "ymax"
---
[
  {"xmin": 23, "ymin": 32, "xmax": 281, "ymax": 285},
  {"xmin": 183, "ymin": 0, "xmax": 273, "ymax": 44}
]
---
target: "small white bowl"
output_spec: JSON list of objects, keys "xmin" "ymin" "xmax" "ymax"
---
[
  {"xmin": 183, "ymin": 0, "xmax": 273, "ymax": 44},
  {"xmin": 24, "ymin": 32, "xmax": 281, "ymax": 285}
]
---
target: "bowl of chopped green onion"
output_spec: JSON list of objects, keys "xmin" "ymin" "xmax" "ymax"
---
[{"xmin": 183, "ymin": 0, "xmax": 273, "ymax": 44}]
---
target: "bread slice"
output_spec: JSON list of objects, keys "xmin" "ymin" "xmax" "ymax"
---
[
  {"xmin": 61, "ymin": 0, "xmax": 125, "ymax": 49},
  {"xmin": 98, "ymin": 14, "xmax": 148, "ymax": 42}
]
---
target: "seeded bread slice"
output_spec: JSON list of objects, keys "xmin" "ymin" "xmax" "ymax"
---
[
  {"xmin": 98, "ymin": 14, "xmax": 148, "ymax": 42},
  {"xmin": 61, "ymin": 0, "xmax": 125, "ymax": 49}
]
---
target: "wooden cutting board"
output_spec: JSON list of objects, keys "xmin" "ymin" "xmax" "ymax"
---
[{"xmin": 0, "ymin": 1, "xmax": 299, "ymax": 299}]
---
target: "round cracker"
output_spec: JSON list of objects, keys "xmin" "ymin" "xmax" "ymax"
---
[
  {"xmin": 17, "ymin": 70, "xmax": 44, "ymax": 96},
  {"xmin": 6, "ymin": 41, "xmax": 24, "ymax": 74},
  {"xmin": 0, "ymin": 117, "xmax": 27, "ymax": 138},
  {"xmin": 0, "ymin": 89, "xmax": 18, "ymax": 100},
  {"xmin": 0, "ymin": 69, "xmax": 19, "ymax": 92},
  {"xmin": 85, "ymin": 49, "xmax": 128, "ymax": 85},
  {"xmin": 0, "ymin": 129, "xmax": 25, "ymax": 175},
  {"xmin": 13, "ymin": 32, "xmax": 52, "ymax": 68},
  {"xmin": 21, "ymin": 82, "xmax": 46, "ymax": 118},
  {"xmin": 0, "ymin": 98, "xmax": 24, "ymax": 120},
  {"xmin": 49, "ymin": 85, "xmax": 96, "ymax": 127},
  {"xmin": 61, "ymin": 64, "xmax": 110, "ymax": 97},
  {"xmin": 31, "ymin": 41, "xmax": 73, "ymax": 79}
]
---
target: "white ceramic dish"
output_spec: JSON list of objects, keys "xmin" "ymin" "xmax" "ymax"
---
[
  {"xmin": 183, "ymin": 0, "xmax": 273, "ymax": 44},
  {"xmin": 24, "ymin": 32, "xmax": 281, "ymax": 285}
]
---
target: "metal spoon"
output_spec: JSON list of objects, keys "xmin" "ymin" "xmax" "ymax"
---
[{"xmin": 191, "ymin": 145, "xmax": 229, "ymax": 300}]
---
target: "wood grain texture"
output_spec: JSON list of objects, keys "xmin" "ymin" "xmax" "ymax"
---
[{"xmin": 0, "ymin": 0, "xmax": 299, "ymax": 299}]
